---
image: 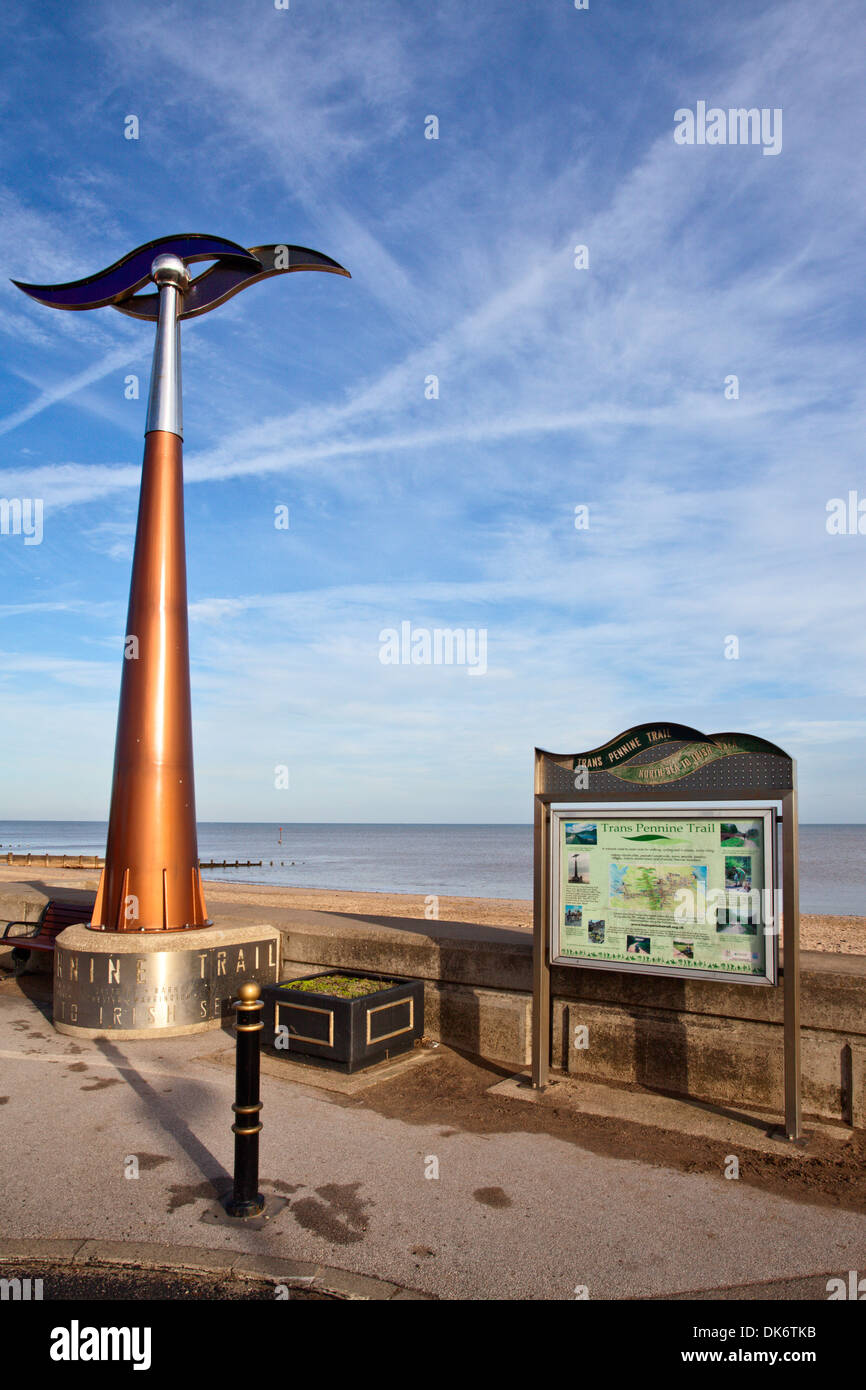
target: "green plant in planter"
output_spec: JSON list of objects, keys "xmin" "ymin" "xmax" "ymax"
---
[{"xmin": 279, "ymin": 973, "xmax": 396, "ymax": 999}]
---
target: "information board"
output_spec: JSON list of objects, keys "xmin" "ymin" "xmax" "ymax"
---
[{"xmin": 550, "ymin": 807, "xmax": 777, "ymax": 983}]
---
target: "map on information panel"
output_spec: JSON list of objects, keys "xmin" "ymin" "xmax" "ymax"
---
[{"xmin": 554, "ymin": 814, "xmax": 774, "ymax": 979}]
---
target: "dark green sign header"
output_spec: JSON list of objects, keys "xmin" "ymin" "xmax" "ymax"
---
[{"xmin": 570, "ymin": 724, "xmax": 787, "ymax": 786}]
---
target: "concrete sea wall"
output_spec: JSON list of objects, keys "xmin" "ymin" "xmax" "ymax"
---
[{"xmin": 2, "ymin": 884, "xmax": 863, "ymax": 1127}]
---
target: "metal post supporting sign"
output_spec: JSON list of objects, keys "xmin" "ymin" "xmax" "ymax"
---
[{"xmin": 530, "ymin": 723, "xmax": 802, "ymax": 1142}]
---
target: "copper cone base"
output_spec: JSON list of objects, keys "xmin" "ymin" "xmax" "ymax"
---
[
  {"xmin": 91, "ymin": 429, "xmax": 210, "ymax": 932},
  {"xmin": 91, "ymin": 863, "xmax": 209, "ymax": 933}
]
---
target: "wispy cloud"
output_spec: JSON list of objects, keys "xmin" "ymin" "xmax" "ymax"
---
[{"xmin": 1, "ymin": 0, "xmax": 865, "ymax": 819}]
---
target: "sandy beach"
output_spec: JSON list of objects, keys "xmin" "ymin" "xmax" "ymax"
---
[{"xmin": 0, "ymin": 865, "xmax": 863, "ymax": 954}]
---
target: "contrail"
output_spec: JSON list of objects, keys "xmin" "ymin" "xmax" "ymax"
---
[{"xmin": 0, "ymin": 345, "xmax": 133, "ymax": 437}]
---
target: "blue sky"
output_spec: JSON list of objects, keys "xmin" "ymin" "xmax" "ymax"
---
[{"xmin": 0, "ymin": 0, "xmax": 864, "ymax": 823}]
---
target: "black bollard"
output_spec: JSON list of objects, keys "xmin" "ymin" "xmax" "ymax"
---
[{"xmin": 226, "ymin": 981, "xmax": 265, "ymax": 1218}]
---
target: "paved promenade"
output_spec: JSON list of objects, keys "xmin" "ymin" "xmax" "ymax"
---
[{"xmin": 1, "ymin": 976, "xmax": 864, "ymax": 1302}]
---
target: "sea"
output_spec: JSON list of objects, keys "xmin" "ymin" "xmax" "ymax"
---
[{"xmin": 0, "ymin": 821, "xmax": 862, "ymax": 915}]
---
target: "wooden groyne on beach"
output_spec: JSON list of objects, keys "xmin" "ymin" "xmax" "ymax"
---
[
  {"xmin": 1, "ymin": 853, "xmax": 265, "ymax": 870},
  {"xmin": 200, "ymin": 860, "xmax": 263, "ymax": 869},
  {"xmin": 3, "ymin": 853, "xmax": 103, "ymax": 868}
]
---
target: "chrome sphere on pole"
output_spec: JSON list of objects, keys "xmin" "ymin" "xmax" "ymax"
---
[{"xmin": 150, "ymin": 253, "xmax": 191, "ymax": 293}]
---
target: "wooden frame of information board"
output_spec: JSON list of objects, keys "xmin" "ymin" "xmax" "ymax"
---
[{"xmin": 531, "ymin": 723, "xmax": 803, "ymax": 1141}]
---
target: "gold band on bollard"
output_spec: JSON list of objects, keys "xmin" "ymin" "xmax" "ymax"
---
[{"xmin": 235, "ymin": 993, "xmax": 264, "ymax": 1031}]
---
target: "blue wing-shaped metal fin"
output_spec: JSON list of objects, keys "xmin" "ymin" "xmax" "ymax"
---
[
  {"xmin": 112, "ymin": 244, "xmax": 351, "ymax": 321},
  {"xmin": 11, "ymin": 235, "xmax": 261, "ymax": 311}
]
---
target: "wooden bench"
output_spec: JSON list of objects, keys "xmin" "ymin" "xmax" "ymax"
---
[{"xmin": 2, "ymin": 900, "xmax": 89, "ymax": 973}]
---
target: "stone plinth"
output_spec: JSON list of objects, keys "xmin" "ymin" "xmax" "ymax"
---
[{"xmin": 53, "ymin": 923, "xmax": 279, "ymax": 1039}]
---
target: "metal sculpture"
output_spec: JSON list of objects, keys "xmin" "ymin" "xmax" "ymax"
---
[{"xmin": 14, "ymin": 236, "xmax": 349, "ymax": 931}]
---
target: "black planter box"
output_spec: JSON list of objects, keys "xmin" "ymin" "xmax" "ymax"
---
[{"xmin": 262, "ymin": 972, "xmax": 424, "ymax": 1072}]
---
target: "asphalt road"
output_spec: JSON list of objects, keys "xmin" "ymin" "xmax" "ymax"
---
[{"xmin": 1, "ymin": 986, "xmax": 864, "ymax": 1301}]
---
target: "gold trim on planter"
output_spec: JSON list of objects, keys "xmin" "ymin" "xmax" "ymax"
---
[
  {"xmin": 275, "ymin": 1000, "xmax": 335, "ymax": 1047},
  {"xmin": 366, "ymin": 996, "xmax": 414, "ymax": 1044}
]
